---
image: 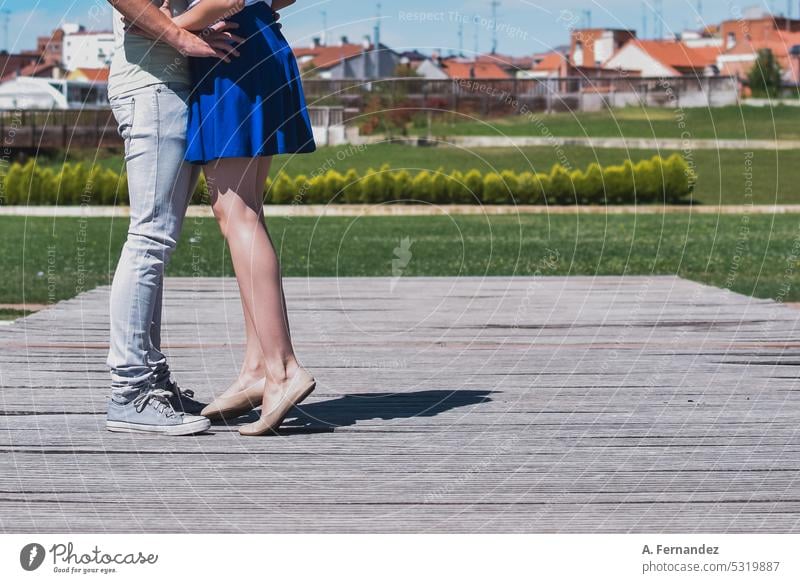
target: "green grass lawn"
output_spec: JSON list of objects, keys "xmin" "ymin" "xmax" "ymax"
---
[
  {"xmin": 58, "ymin": 143, "xmax": 797, "ymax": 206},
  {"xmin": 3, "ymin": 214, "xmax": 800, "ymax": 306},
  {"xmin": 413, "ymin": 105, "xmax": 800, "ymax": 141}
]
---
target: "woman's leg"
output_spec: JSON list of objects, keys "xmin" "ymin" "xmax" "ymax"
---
[
  {"xmin": 257, "ymin": 157, "xmax": 292, "ymax": 343},
  {"xmin": 216, "ymin": 296, "xmax": 265, "ymax": 398},
  {"xmin": 205, "ymin": 156, "xmax": 300, "ymax": 387}
]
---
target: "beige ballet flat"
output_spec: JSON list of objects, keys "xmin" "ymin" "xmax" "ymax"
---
[
  {"xmin": 239, "ymin": 367, "xmax": 316, "ymax": 436},
  {"xmin": 201, "ymin": 380, "xmax": 266, "ymax": 421}
]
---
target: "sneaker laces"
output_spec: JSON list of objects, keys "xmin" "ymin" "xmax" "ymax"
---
[
  {"xmin": 133, "ymin": 389, "xmax": 179, "ymax": 418},
  {"xmin": 165, "ymin": 380, "xmax": 195, "ymax": 400}
]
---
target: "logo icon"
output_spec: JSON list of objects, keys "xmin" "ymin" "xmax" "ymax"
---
[
  {"xmin": 390, "ymin": 237, "xmax": 414, "ymax": 292},
  {"xmin": 20, "ymin": 543, "xmax": 46, "ymax": 571}
]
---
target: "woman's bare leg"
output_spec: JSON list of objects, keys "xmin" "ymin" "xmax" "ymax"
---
[
  {"xmin": 205, "ymin": 156, "xmax": 299, "ymax": 388},
  {"xmin": 257, "ymin": 157, "xmax": 292, "ymax": 342},
  {"xmin": 205, "ymin": 166, "xmax": 267, "ymax": 398},
  {"xmin": 217, "ymin": 299, "xmax": 265, "ymax": 398}
]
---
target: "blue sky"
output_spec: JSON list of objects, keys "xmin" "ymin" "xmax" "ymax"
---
[{"xmin": 0, "ymin": 0, "xmax": 791, "ymax": 56}]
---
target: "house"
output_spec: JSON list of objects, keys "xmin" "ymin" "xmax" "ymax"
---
[
  {"xmin": 67, "ymin": 67, "xmax": 110, "ymax": 84},
  {"xmin": 520, "ymin": 29, "xmax": 634, "ymax": 79},
  {"xmin": 719, "ymin": 8, "xmax": 800, "ymax": 53},
  {"xmin": 417, "ymin": 57, "xmax": 511, "ymax": 80},
  {"xmin": 604, "ymin": 40, "xmax": 721, "ymax": 77},
  {"xmin": 475, "ymin": 53, "xmax": 535, "ymax": 77},
  {"xmin": 523, "ymin": 51, "xmax": 569, "ymax": 78},
  {"xmin": 570, "ymin": 28, "xmax": 636, "ymax": 68},
  {"xmin": 12, "ymin": 62, "xmax": 62, "ymax": 80},
  {"xmin": 63, "ymin": 29, "xmax": 115, "ymax": 71},
  {"xmin": 0, "ymin": 52, "xmax": 43, "ymax": 81},
  {"xmin": 293, "ymin": 37, "xmax": 400, "ymax": 79},
  {"xmin": 398, "ymin": 50, "xmax": 428, "ymax": 70},
  {"xmin": 716, "ymin": 10, "xmax": 800, "ymax": 84},
  {"xmin": 0, "ymin": 75, "xmax": 107, "ymax": 109}
]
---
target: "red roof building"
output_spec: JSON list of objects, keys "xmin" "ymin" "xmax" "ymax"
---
[
  {"xmin": 67, "ymin": 67, "xmax": 110, "ymax": 83},
  {"xmin": 604, "ymin": 40, "xmax": 722, "ymax": 77}
]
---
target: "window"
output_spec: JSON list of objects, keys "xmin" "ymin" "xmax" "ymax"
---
[
  {"xmin": 573, "ymin": 41, "xmax": 584, "ymax": 66},
  {"xmin": 727, "ymin": 32, "xmax": 736, "ymax": 49}
]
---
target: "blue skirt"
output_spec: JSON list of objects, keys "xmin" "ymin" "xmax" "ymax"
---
[{"xmin": 185, "ymin": 2, "xmax": 316, "ymax": 164}]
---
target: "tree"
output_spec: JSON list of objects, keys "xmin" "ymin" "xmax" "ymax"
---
[{"xmin": 748, "ymin": 49, "xmax": 783, "ymax": 98}]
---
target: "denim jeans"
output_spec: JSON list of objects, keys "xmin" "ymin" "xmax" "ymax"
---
[{"xmin": 107, "ymin": 83, "xmax": 200, "ymax": 402}]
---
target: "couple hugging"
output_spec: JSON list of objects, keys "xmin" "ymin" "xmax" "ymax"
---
[{"xmin": 105, "ymin": 0, "xmax": 316, "ymax": 436}]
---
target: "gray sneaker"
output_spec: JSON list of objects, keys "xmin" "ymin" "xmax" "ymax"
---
[
  {"xmin": 157, "ymin": 379, "xmax": 207, "ymax": 415},
  {"xmin": 106, "ymin": 388, "xmax": 211, "ymax": 436}
]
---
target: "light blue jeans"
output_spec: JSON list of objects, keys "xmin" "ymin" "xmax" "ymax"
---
[{"xmin": 107, "ymin": 83, "xmax": 200, "ymax": 402}]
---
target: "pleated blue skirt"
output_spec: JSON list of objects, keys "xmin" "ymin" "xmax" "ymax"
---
[{"xmin": 185, "ymin": 2, "xmax": 316, "ymax": 164}]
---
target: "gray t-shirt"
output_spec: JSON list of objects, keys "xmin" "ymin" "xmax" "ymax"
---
[{"xmin": 107, "ymin": 0, "xmax": 191, "ymax": 99}]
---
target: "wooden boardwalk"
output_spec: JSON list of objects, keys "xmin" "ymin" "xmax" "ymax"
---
[{"xmin": 1, "ymin": 276, "xmax": 800, "ymax": 533}]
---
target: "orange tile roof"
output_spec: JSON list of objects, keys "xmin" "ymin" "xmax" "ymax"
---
[
  {"xmin": 293, "ymin": 44, "xmax": 366, "ymax": 70},
  {"xmin": 74, "ymin": 67, "xmax": 110, "ymax": 82},
  {"xmin": 475, "ymin": 53, "xmax": 535, "ymax": 69},
  {"xmin": 439, "ymin": 59, "xmax": 511, "ymax": 79},
  {"xmin": 14, "ymin": 62, "xmax": 56, "ymax": 78},
  {"xmin": 629, "ymin": 40, "xmax": 721, "ymax": 70},
  {"xmin": 534, "ymin": 52, "xmax": 565, "ymax": 71}
]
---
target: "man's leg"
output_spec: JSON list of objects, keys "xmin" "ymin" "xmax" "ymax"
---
[
  {"xmin": 147, "ymin": 164, "xmax": 205, "ymax": 418},
  {"xmin": 107, "ymin": 84, "xmax": 196, "ymax": 403}
]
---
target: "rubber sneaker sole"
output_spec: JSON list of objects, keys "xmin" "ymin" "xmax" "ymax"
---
[{"xmin": 106, "ymin": 417, "xmax": 211, "ymax": 436}]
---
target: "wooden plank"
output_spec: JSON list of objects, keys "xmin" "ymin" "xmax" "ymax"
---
[{"xmin": 1, "ymin": 276, "xmax": 800, "ymax": 533}]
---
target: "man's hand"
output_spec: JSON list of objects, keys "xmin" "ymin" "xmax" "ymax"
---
[
  {"xmin": 110, "ymin": 0, "xmax": 240, "ymax": 60},
  {"xmin": 158, "ymin": 0, "xmax": 172, "ymax": 18},
  {"xmin": 195, "ymin": 21, "xmax": 243, "ymax": 61}
]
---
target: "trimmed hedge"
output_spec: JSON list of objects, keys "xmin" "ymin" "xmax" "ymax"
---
[{"xmin": 0, "ymin": 154, "xmax": 695, "ymax": 206}]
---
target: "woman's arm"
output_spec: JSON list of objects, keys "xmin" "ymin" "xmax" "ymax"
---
[
  {"xmin": 271, "ymin": 0, "xmax": 296, "ymax": 10},
  {"xmin": 172, "ymin": 0, "xmax": 246, "ymax": 32}
]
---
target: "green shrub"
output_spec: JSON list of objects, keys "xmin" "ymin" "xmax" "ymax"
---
[
  {"xmin": 342, "ymin": 168, "xmax": 362, "ymax": 203},
  {"xmin": 633, "ymin": 156, "xmax": 662, "ymax": 203},
  {"xmin": 533, "ymin": 173, "xmax": 550, "ymax": 205},
  {"xmin": 376, "ymin": 163, "xmax": 395, "ymax": 203},
  {"xmin": 2, "ymin": 162, "xmax": 23, "ymax": 204},
  {"xmin": 323, "ymin": 170, "xmax": 346, "ymax": 201},
  {"xmin": 603, "ymin": 160, "xmax": 635, "ymax": 205},
  {"xmin": 293, "ymin": 174, "xmax": 309, "ymax": 204},
  {"xmin": 500, "ymin": 170, "xmax": 519, "ymax": 204},
  {"xmin": 411, "ymin": 170, "xmax": 432, "ymax": 203},
  {"xmin": 391, "ymin": 169, "xmax": 413, "ymax": 200},
  {"xmin": 447, "ymin": 170, "xmax": 467, "ymax": 203},
  {"xmin": 662, "ymin": 154, "xmax": 694, "ymax": 203},
  {"xmin": 482, "ymin": 172, "xmax": 505, "ymax": 204},
  {"xmin": 430, "ymin": 167, "xmax": 449, "ymax": 204},
  {"xmin": 575, "ymin": 163, "xmax": 605, "ymax": 205},
  {"xmin": 515, "ymin": 172, "xmax": 535, "ymax": 204},
  {"xmin": 306, "ymin": 173, "xmax": 328, "ymax": 204},
  {"xmin": 269, "ymin": 171, "xmax": 293, "ymax": 204},
  {"xmin": 359, "ymin": 167, "xmax": 382, "ymax": 203},
  {"xmin": 463, "ymin": 169, "xmax": 483, "ymax": 202},
  {"xmin": 548, "ymin": 164, "xmax": 574, "ymax": 205},
  {"xmin": 0, "ymin": 155, "xmax": 693, "ymax": 207}
]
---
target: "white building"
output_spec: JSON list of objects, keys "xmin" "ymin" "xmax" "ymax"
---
[
  {"xmin": 62, "ymin": 30, "xmax": 115, "ymax": 71},
  {"xmin": 0, "ymin": 76, "xmax": 108, "ymax": 109}
]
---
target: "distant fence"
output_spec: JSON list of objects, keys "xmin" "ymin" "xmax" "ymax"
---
[
  {"xmin": 302, "ymin": 76, "xmax": 739, "ymax": 117},
  {"xmin": 0, "ymin": 106, "xmax": 346, "ymax": 151},
  {"xmin": 0, "ymin": 76, "xmax": 739, "ymax": 151}
]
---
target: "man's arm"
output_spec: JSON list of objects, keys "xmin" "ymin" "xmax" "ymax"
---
[{"xmin": 108, "ymin": 0, "xmax": 231, "ymax": 58}]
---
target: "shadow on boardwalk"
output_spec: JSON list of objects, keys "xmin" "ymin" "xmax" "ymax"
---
[{"xmin": 219, "ymin": 390, "xmax": 494, "ymax": 433}]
